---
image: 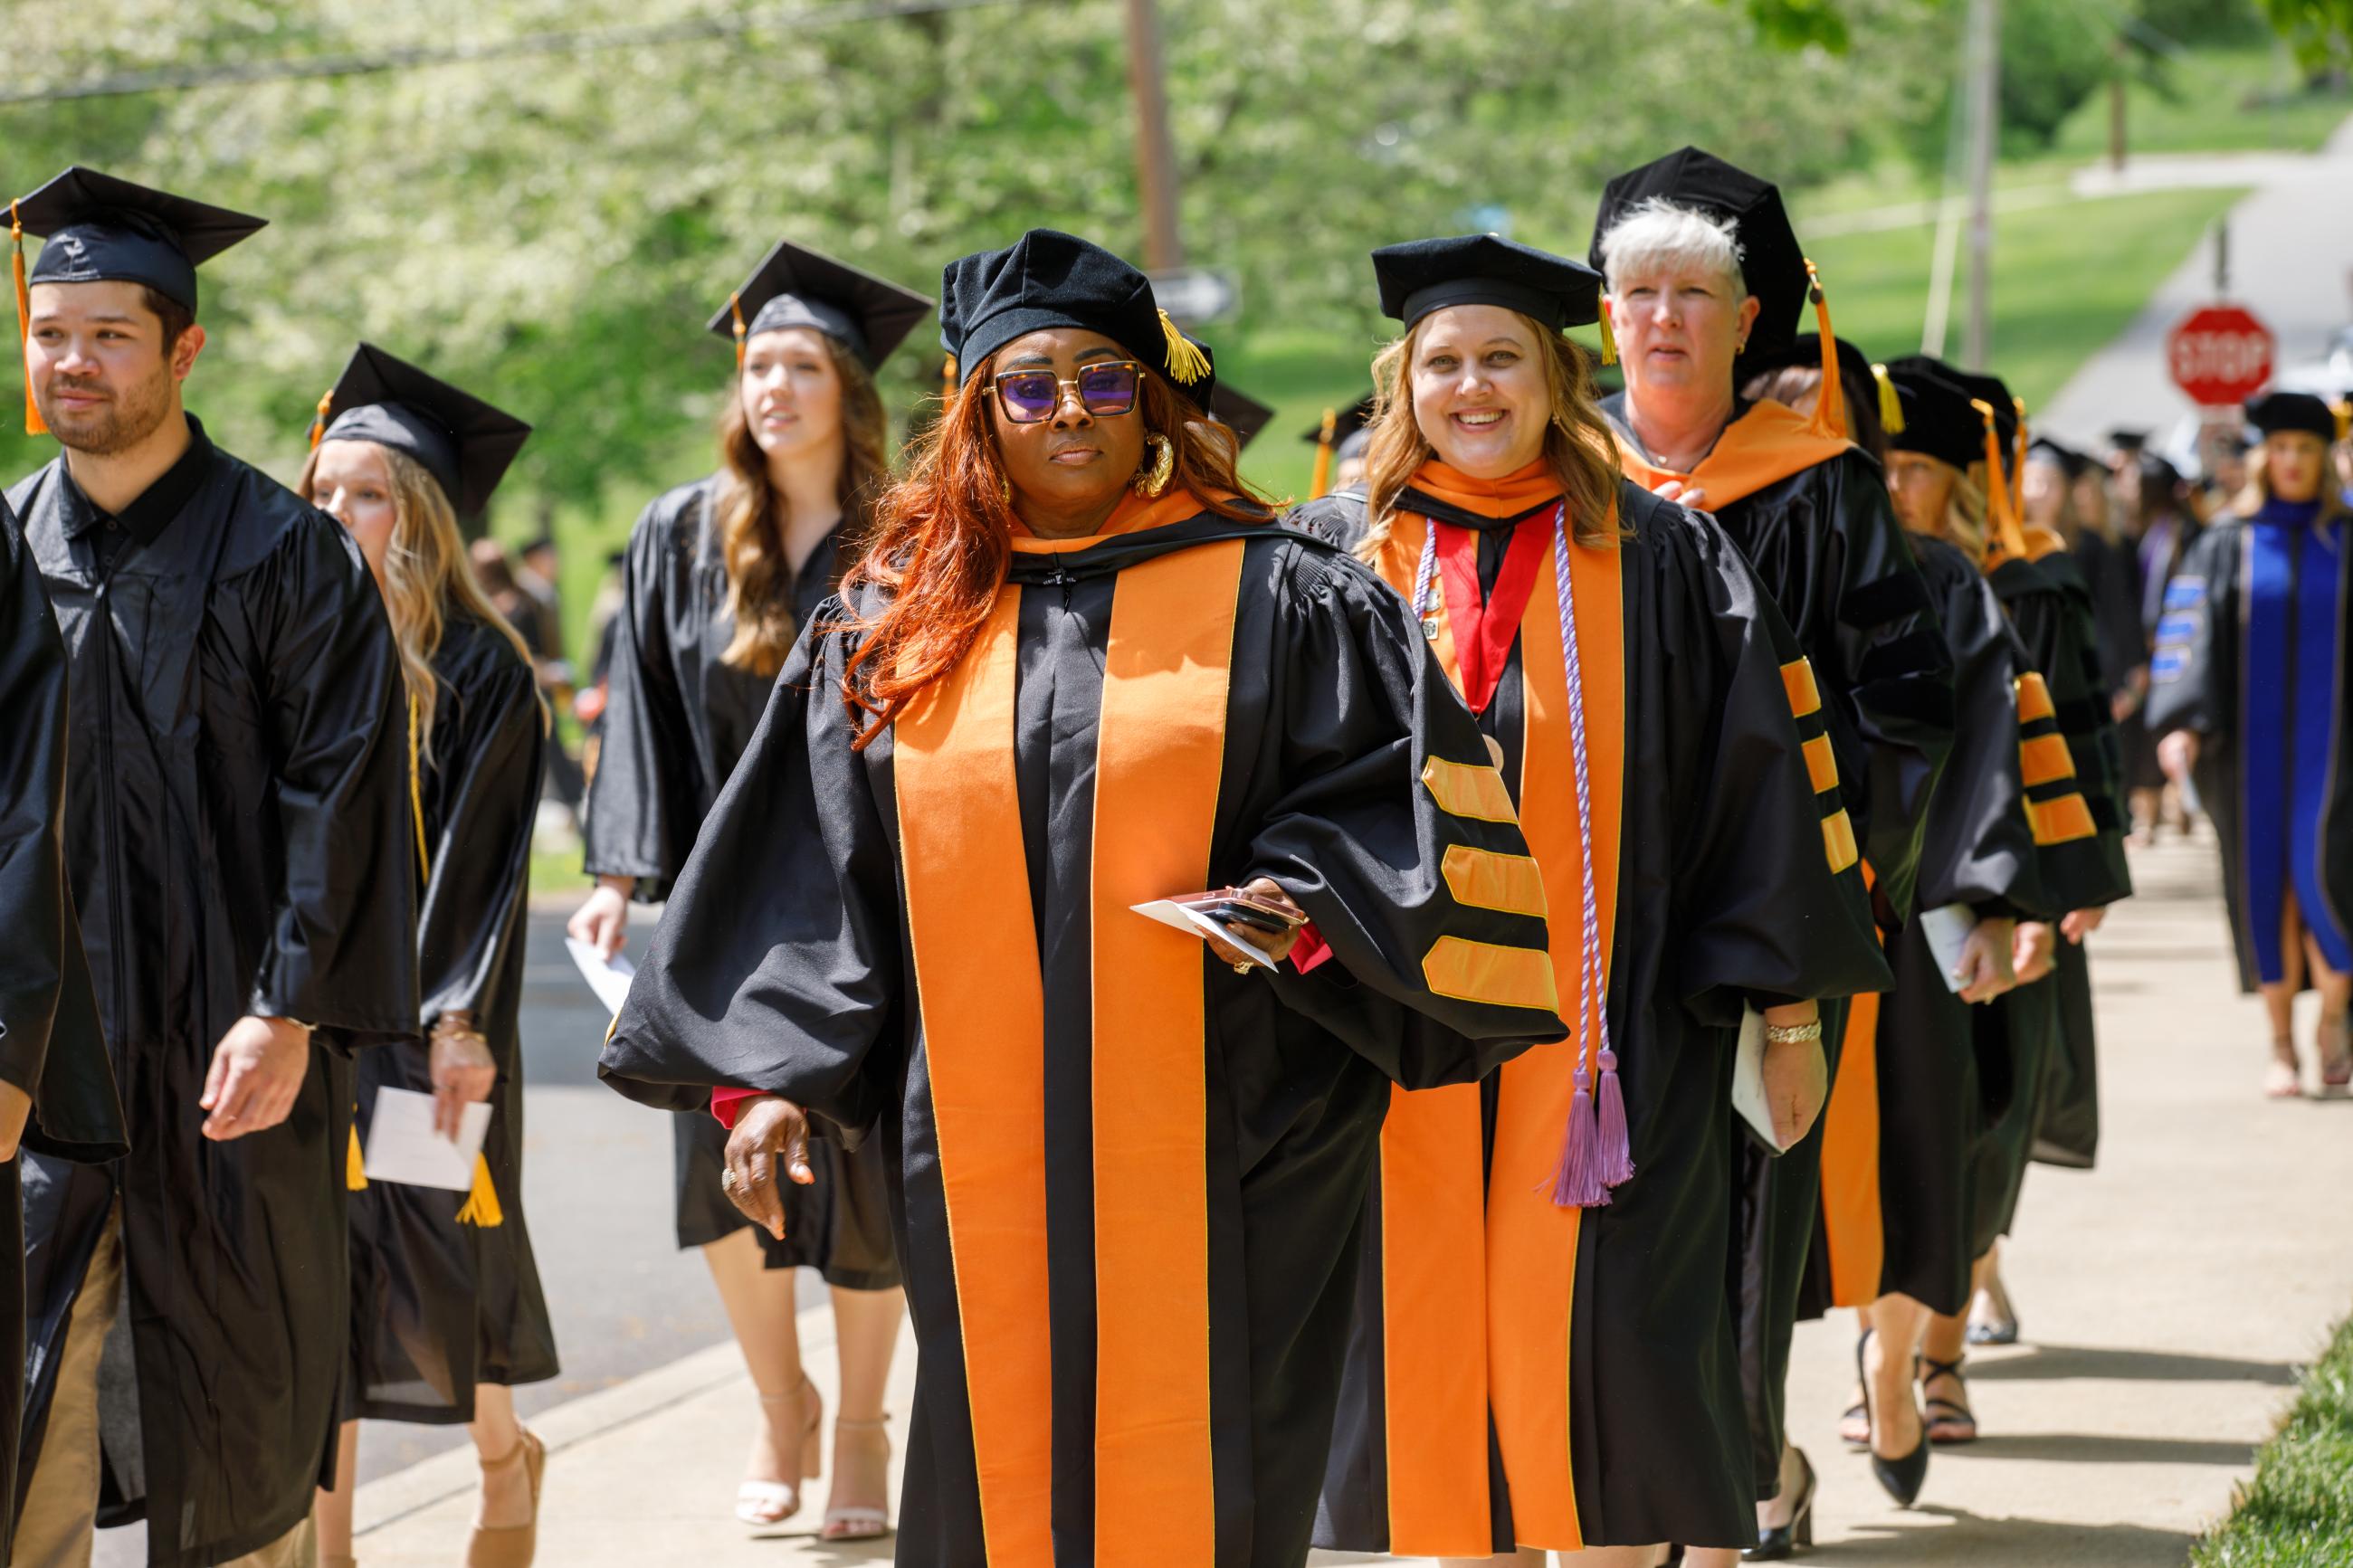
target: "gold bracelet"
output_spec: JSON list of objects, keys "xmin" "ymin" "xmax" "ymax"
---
[{"xmin": 1763, "ymin": 1020, "xmax": 1823, "ymax": 1047}]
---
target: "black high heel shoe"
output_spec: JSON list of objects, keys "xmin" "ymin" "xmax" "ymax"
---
[
  {"xmin": 1856, "ymin": 1328, "xmax": 1929, "ymax": 1507},
  {"xmin": 1744, "ymin": 1446, "xmax": 1816, "ymax": 1560}
]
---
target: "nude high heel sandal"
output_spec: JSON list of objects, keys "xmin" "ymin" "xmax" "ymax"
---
[
  {"xmin": 737, "ymin": 1378, "xmax": 822, "ymax": 1527},
  {"xmin": 465, "ymin": 1428, "xmax": 545, "ymax": 1568},
  {"xmin": 822, "ymin": 1414, "xmax": 894, "ymax": 1541}
]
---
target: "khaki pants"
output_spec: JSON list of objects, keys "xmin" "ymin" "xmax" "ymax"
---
[{"xmin": 13, "ymin": 1204, "xmax": 317, "ymax": 1568}]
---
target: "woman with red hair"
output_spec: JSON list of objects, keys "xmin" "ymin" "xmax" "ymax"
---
[{"xmin": 598, "ymin": 230, "xmax": 1567, "ymax": 1566}]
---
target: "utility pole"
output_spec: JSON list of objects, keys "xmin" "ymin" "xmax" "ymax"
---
[
  {"xmin": 1963, "ymin": 0, "xmax": 2000, "ymax": 370},
  {"xmin": 2108, "ymin": 31, "xmax": 2129, "ymax": 173},
  {"xmin": 1123, "ymin": 0, "xmax": 1184, "ymax": 271}
]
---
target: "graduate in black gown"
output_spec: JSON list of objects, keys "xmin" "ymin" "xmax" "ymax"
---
[
  {"xmin": 1814, "ymin": 358, "xmax": 2053, "ymax": 1509},
  {"xmin": 1291, "ymin": 236, "xmax": 1889, "ymax": 1564},
  {"xmin": 1893, "ymin": 365, "xmax": 2133, "ymax": 1431},
  {"xmin": 290, "ymin": 346, "xmax": 557, "ymax": 1568},
  {"xmin": 2149, "ymin": 391, "xmax": 2353, "ymax": 1097},
  {"xmin": 602, "ymin": 229, "xmax": 1569, "ymax": 1568},
  {"xmin": 572, "ymin": 240, "xmax": 924, "ymax": 1534},
  {"xmin": 1589, "ymin": 148, "xmax": 1955, "ymax": 1544},
  {"xmin": 0, "ymin": 497, "xmax": 126, "ymax": 1563},
  {"xmin": 7, "ymin": 167, "xmax": 418, "ymax": 1568}
]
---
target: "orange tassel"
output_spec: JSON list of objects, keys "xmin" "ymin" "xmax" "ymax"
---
[
  {"xmin": 729, "ymin": 290, "xmax": 748, "ymax": 371},
  {"xmin": 13, "ymin": 201, "xmax": 46, "ymax": 438},
  {"xmin": 307, "ymin": 388, "xmax": 333, "ymax": 451},
  {"xmin": 2010, "ymin": 394, "xmax": 2029, "ymax": 524},
  {"xmin": 455, "ymin": 1153, "xmax": 503, "ymax": 1228},
  {"xmin": 1974, "ymin": 398, "xmax": 2029, "ymax": 565},
  {"xmin": 1803, "ymin": 258, "xmax": 1846, "ymax": 443},
  {"xmin": 1309, "ymin": 407, "xmax": 1337, "ymax": 499},
  {"xmin": 347, "ymin": 1124, "xmax": 368, "ymax": 1191}
]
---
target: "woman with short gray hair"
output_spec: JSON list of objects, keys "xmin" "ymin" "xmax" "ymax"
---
[{"xmin": 1588, "ymin": 147, "xmax": 1956, "ymax": 1558}]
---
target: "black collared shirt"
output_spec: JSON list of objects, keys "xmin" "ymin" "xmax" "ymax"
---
[{"xmin": 59, "ymin": 414, "xmax": 216, "ymax": 565}]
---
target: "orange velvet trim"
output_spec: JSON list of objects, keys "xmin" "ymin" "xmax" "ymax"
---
[
  {"xmin": 2029, "ymin": 794, "xmax": 2098, "ymax": 845},
  {"xmin": 2014, "ymin": 671, "xmax": 2057, "ymax": 725},
  {"xmin": 1612, "ymin": 400, "xmax": 1853, "ymax": 511},
  {"xmin": 1803, "ymin": 733, "xmax": 1840, "ymax": 795},
  {"xmin": 1817, "ymin": 986, "xmax": 1885, "ymax": 1306},
  {"xmin": 2019, "ymin": 733, "xmax": 2076, "ymax": 788},
  {"xmin": 1821, "ymin": 809, "xmax": 1860, "ymax": 874},
  {"xmin": 1781, "ymin": 657, "xmax": 1824, "ymax": 719},
  {"xmin": 1089, "ymin": 538, "xmax": 1242, "ymax": 1563},
  {"xmin": 892, "ymin": 593, "xmax": 1055, "ymax": 1563}
]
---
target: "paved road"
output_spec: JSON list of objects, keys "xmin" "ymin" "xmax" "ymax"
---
[
  {"xmin": 2037, "ymin": 115, "xmax": 2353, "ymax": 448},
  {"xmin": 345, "ymin": 834, "xmax": 2353, "ymax": 1565}
]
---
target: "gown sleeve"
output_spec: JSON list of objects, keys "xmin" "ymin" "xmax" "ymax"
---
[
  {"xmin": 1245, "ymin": 545, "xmax": 1570, "ymax": 1088},
  {"xmin": 418, "ymin": 635, "xmax": 545, "ymax": 1050},
  {"xmin": 598, "ymin": 613, "xmax": 900, "ymax": 1133},
  {"xmin": 1915, "ymin": 541, "xmax": 2051, "ymax": 918},
  {"xmin": 2144, "ymin": 523, "xmax": 2236, "ymax": 742},
  {"xmin": 1653, "ymin": 502, "xmax": 1894, "ymax": 1022},
  {"xmin": 0, "ymin": 508, "xmax": 123, "ymax": 1161},
  {"xmin": 246, "ymin": 513, "xmax": 422, "ymax": 1040},
  {"xmin": 581, "ymin": 492, "xmax": 703, "ymax": 899},
  {"xmin": 2006, "ymin": 562, "xmax": 2134, "ymax": 912},
  {"xmin": 1814, "ymin": 454, "xmax": 1957, "ymax": 923}
]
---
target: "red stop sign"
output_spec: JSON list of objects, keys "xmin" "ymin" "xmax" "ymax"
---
[{"xmin": 2167, "ymin": 304, "xmax": 2274, "ymax": 407}]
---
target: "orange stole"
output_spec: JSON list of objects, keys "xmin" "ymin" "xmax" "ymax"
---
[
  {"xmin": 1613, "ymin": 399, "xmax": 1854, "ymax": 511},
  {"xmin": 1367, "ymin": 507, "xmax": 1625, "ymax": 1554},
  {"xmin": 1815, "ymin": 857, "xmax": 1887, "ymax": 1308},
  {"xmin": 894, "ymin": 536, "xmax": 1245, "ymax": 1565}
]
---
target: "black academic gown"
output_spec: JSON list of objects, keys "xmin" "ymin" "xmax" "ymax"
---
[
  {"xmin": 2072, "ymin": 527, "xmax": 2145, "ymax": 702},
  {"xmin": 1973, "ymin": 548, "xmax": 2132, "ymax": 1244},
  {"xmin": 1293, "ymin": 480, "xmax": 1892, "ymax": 1554},
  {"xmin": 2148, "ymin": 505, "xmax": 2353, "ymax": 995},
  {"xmin": 11, "ymin": 421, "xmax": 419, "ymax": 1568},
  {"xmin": 601, "ymin": 502, "xmax": 1569, "ymax": 1568},
  {"xmin": 1604, "ymin": 396, "xmax": 1957, "ymax": 1498},
  {"xmin": 348, "ymin": 614, "xmax": 558, "ymax": 1422},
  {"xmin": 1841, "ymin": 536, "xmax": 2050, "ymax": 1317},
  {"xmin": 0, "ymin": 501, "xmax": 127, "ymax": 1562},
  {"xmin": 580, "ymin": 479, "xmax": 895, "ymax": 1283}
]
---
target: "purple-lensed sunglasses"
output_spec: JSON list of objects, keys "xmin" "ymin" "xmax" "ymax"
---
[{"xmin": 991, "ymin": 360, "xmax": 1143, "ymax": 423}]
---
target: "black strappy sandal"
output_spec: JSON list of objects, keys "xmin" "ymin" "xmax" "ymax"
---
[{"xmin": 1918, "ymin": 1353, "xmax": 1977, "ymax": 1445}]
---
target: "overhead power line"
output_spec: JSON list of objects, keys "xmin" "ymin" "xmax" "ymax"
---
[{"xmin": 0, "ymin": 0, "xmax": 1038, "ymax": 107}]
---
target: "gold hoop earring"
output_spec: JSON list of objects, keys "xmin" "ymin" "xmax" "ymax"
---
[{"xmin": 1135, "ymin": 432, "xmax": 1175, "ymax": 498}]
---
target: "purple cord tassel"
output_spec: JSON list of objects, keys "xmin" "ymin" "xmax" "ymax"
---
[
  {"xmin": 1596, "ymin": 1048, "xmax": 1635, "ymax": 1188},
  {"xmin": 1547, "ymin": 1069, "xmax": 1609, "ymax": 1208}
]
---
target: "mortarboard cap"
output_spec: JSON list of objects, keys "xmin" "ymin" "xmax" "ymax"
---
[
  {"xmin": 1589, "ymin": 147, "xmax": 1809, "ymax": 366},
  {"xmin": 1208, "ymin": 381, "xmax": 1274, "ymax": 451},
  {"xmin": 12, "ymin": 166, "xmax": 264, "ymax": 314},
  {"xmin": 706, "ymin": 238, "xmax": 930, "ymax": 373},
  {"xmin": 1369, "ymin": 233, "xmax": 1603, "ymax": 333},
  {"xmin": 1302, "ymin": 392, "xmax": 1377, "ymax": 451},
  {"xmin": 2108, "ymin": 427, "xmax": 2148, "ymax": 455},
  {"xmin": 2243, "ymin": 390, "xmax": 2338, "ymax": 443},
  {"xmin": 2028, "ymin": 435, "xmax": 2093, "ymax": 480},
  {"xmin": 1881, "ymin": 357, "xmax": 1985, "ymax": 473},
  {"xmin": 939, "ymin": 229, "xmax": 1214, "ymax": 406},
  {"xmin": 314, "ymin": 343, "xmax": 532, "ymax": 521}
]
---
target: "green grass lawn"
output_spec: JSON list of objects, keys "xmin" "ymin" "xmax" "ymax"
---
[
  {"xmin": 2191, "ymin": 1311, "xmax": 2353, "ymax": 1567},
  {"xmin": 2051, "ymin": 43, "xmax": 2352, "ymax": 160}
]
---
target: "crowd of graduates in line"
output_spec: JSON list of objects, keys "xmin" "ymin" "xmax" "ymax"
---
[{"xmin": 0, "ymin": 143, "xmax": 2344, "ymax": 1568}]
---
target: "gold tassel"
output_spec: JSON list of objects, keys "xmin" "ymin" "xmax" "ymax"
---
[
  {"xmin": 1803, "ymin": 259, "xmax": 1846, "ymax": 442},
  {"xmin": 307, "ymin": 388, "xmax": 333, "ymax": 451},
  {"xmin": 2336, "ymin": 401, "xmax": 2352, "ymax": 445},
  {"xmin": 1157, "ymin": 309, "xmax": 1211, "ymax": 385},
  {"xmin": 455, "ymin": 1153, "xmax": 503, "ymax": 1228},
  {"xmin": 1597, "ymin": 308, "xmax": 1618, "ymax": 366},
  {"xmin": 347, "ymin": 1124, "xmax": 368, "ymax": 1191},
  {"xmin": 1873, "ymin": 364, "xmax": 1905, "ymax": 436},
  {"xmin": 729, "ymin": 290, "xmax": 748, "ymax": 371},
  {"xmin": 407, "ymin": 693, "xmax": 431, "ymax": 885},
  {"xmin": 2010, "ymin": 395, "xmax": 2029, "ymax": 524},
  {"xmin": 13, "ymin": 201, "xmax": 46, "ymax": 438},
  {"xmin": 1974, "ymin": 398, "xmax": 2029, "ymax": 565},
  {"xmin": 1309, "ymin": 407, "xmax": 1337, "ymax": 500}
]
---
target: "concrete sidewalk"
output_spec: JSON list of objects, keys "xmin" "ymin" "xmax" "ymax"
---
[{"xmin": 349, "ymin": 835, "xmax": 2353, "ymax": 1565}]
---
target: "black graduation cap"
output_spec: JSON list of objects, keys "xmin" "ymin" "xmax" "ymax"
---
[
  {"xmin": 1369, "ymin": 233, "xmax": 1603, "ymax": 332},
  {"xmin": 939, "ymin": 229, "xmax": 1214, "ymax": 404},
  {"xmin": 1587, "ymin": 147, "xmax": 1810, "ymax": 365},
  {"xmin": 704, "ymin": 238, "xmax": 930, "ymax": 372},
  {"xmin": 2108, "ymin": 427, "xmax": 2149, "ymax": 454},
  {"xmin": 1880, "ymin": 358, "xmax": 1984, "ymax": 472},
  {"xmin": 1208, "ymin": 383, "xmax": 1274, "ymax": 451},
  {"xmin": 314, "ymin": 343, "xmax": 532, "ymax": 520},
  {"xmin": 11, "ymin": 166, "xmax": 265, "ymax": 313},
  {"xmin": 2028, "ymin": 435, "xmax": 2093, "ymax": 480},
  {"xmin": 1302, "ymin": 392, "xmax": 1378, "ymax": 464},
  {"xmin": 2243, "ymin": 390, "xmax": 2338, "ymax": 442}
]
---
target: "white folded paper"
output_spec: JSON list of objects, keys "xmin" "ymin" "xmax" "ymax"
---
[
  {"xmin": 362, "ymin": 1087, "xmax": 492, "ymax": 1193},
  {"xmin": 1129, "ymin": 899, "xmax": 1280, "ymax": 969},
  {"xmin": 1918, "ymin": 901, "xmax": 1979, "ymax": 994},
  {"xmin": 566, "ymin": 936, "xmax": 638, "ymax": 1015},
  {"xmin": 1731, "ymin": 1005, "xmax": 1794, "ymax": 1153}
]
